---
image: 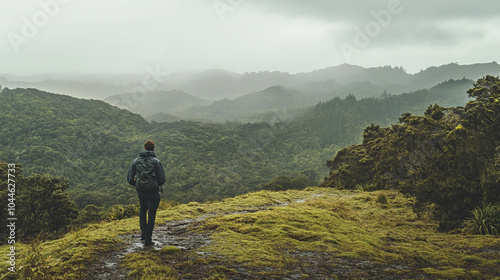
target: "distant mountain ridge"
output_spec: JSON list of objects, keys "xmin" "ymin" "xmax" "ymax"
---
[
  {"xmin": 157, "ymin": 62, "xmax": 500, "ymax": 100},
  {"xmin": 1, "ymin": 62, "xmax": 498, "ymax": 101},
  {"xmin": 174, "ymin": 82, "xmax": 388, "ymax": 122},
  {"xmin": 0, "ymin": 77, "xmax": 131, "ymax": 100},
  {"xmin": 108, "ymin": 62, "xmax": 492, "ymax": 123},
  {"xmin": 104, "ymin": 90, "xmax": 211, "ymax": 118}
]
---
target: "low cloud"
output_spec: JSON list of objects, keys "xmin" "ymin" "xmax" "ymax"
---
[{"xmin": 0, "ymin": 0, "xmax": 498, "ymax": 75}]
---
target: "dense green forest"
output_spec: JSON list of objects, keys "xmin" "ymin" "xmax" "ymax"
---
[
  {"xmin": 0, "ymin": 78, "xmax": 474, "ymax": 211},
  {"xmin": 322, "ymin": 75, "xmax": 500, "ymax": 230}
]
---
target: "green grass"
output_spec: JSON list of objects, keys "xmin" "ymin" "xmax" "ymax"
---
[
  {"xmin": 422, "ymin": 268, "xmax": 484, "ymax": 279},
  {"xmin": 1, "ymin": 188, "xmax": 499, "ymax": 279},
  {"xmin": 200, "ymin": 189, "xmax": 500, "ymax": 278},
  {"xmin": 121, "ymin": 252, "xmax": 177, "ymax": 280}
]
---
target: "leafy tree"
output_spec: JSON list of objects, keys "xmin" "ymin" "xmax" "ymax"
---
[
  {"xmin": 467, "ymin": 75, "xmax": 500, "ymax": 100},
  {"xmin": 321, "ymin": 76, "xmax": 500, "ymax": 230},
  {"xmin": 18, "ymin": 174, "xmax": 79, "ymax": 239},
  {"xmin": 0, "ymin": 162, "xmax": 78, "ymax": 241}
]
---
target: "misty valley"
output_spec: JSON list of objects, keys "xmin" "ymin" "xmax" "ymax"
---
[{"xmin": 0, "ymin": 63, "xmax": 499, "ymax": 279}]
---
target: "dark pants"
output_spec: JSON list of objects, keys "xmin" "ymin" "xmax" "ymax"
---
[{"xmin": 137, "ymin": 191, "xmax": 161, "ymax": 242}]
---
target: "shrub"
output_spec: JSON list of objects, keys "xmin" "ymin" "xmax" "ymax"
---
[
  {"xmin": 461, "ymin": 203, "xmax": 500, "ymax": 235},
  {"xmin": 102, "ymin": 204, "xmax": 139, "ymax": 221}
]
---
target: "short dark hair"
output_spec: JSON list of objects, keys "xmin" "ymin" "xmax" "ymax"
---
[{"xmin": 144, "ymin": 140, "xmax": 155, "ymax": 151}]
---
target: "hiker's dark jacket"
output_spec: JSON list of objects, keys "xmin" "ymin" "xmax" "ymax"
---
[{"xmin": 127, "ymin": 150, "xmax": 166, "ymax": 191}]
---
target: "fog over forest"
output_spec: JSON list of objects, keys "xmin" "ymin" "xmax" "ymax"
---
[{"xmin": 1, "ymin": 1, "xmax": 500, "ymax": 279}]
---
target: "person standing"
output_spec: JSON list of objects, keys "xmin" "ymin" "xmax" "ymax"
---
[{"xmin": 127, "ymin": 140, "xmax": 166, "ymax": 246}]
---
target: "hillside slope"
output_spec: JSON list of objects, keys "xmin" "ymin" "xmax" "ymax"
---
[
  {"xmin": 104, "ymin": 71, "xmax": 483, "ymax": 123},
  {"xmin": 285, "ymin": 78, "xmax": 473, "ymax": 148},
  {"xmin": 1, "ymin": 188, "xmax": 498, "ymax": 279},
  {"xmin": 0, "ymin": 88, "xmax": 153, "ymax": 207},
  {"xmin": 175, "ymin": 82, "xmax": 388, "ymax": 122},
  {"xmin": 104, "ymin": 90, "xmax": 211, "ymax": 118}
]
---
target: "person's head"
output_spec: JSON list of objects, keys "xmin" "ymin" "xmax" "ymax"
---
[{"xmin": 144, "ymin": 140, "xmax": 155, "ymax": 151}]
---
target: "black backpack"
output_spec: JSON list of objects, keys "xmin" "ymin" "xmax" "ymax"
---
[{"xmin": 135, "ymin": 157, "xmax": 159, "ymax": 193}]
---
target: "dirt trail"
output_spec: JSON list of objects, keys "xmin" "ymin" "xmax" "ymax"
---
[
  {"xmin": 85, "ymin": 195, "xmax": 421, "ymax": 279},
  {"xmin": 85, "ymin": 210, "xmax": 259, "ymax": 280}
]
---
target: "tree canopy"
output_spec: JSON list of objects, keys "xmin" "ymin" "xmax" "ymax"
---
[
  {"xmin": 0, "ymin": 162, "xmax": 78, "ymax": 240},
  {"xmin": 321, "ymin": 76, "xmax": 500, "ymax": 230}
]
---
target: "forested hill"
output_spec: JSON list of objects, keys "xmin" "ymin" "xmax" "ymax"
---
[
  {"xmin": 320, "ymin": 75, "xmax": 500, "ymax": 230},
  {"xmin": 287, "ymin": 78, "xmax": 473, "ymax": 147},
  {"xmin": 108, "ymin": 77, "xmax": 474, "ymax": 123},
  {"xmin": 0, "ymin": 87, "xmax": 151, "ymax": 172},
  {"xmin": 104, "ymin": 90, "xmax": 211, "ymax": 118},
  {"xmin": 0, "ymin": 79, "xmax": 476, "ymax": 209},
  {"xmin": 0, "ymin": 88, "xmax": 151, "ymax": 206}
]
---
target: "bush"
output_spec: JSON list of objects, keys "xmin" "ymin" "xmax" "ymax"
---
[
  {"xmin": 102, "ymin": 204, "xmax": 139, "ymax": 221},
  {"xmin": 461, "ymin": 203, "xmax": 500, "ymax": 235}
]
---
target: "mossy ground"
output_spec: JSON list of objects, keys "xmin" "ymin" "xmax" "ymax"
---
[
  {"xmin": 1, "ymin": 188, "xmax": 499, "ymax": 279},
  {"xmin": 198, "ymin": 189, "xmax": 500, "ymax": 279}
]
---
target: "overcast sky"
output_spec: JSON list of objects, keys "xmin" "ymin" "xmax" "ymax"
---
[{"xmin": 1, "ymin": 0, "xmax": 499, "ymax": 76}]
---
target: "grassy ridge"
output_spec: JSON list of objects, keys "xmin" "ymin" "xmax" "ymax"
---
[
  {"xmin": 199, "ymin": 190, "xmax": 500, "ymax": 278},
  {"xmin": 2, "ymin": 188, "xmax": 499, "ymax": 279}
]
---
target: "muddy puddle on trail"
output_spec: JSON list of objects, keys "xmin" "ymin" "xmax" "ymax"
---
[{"xmin": 85, "ymin": 210, "xmax": 259, "ymax": 280}]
